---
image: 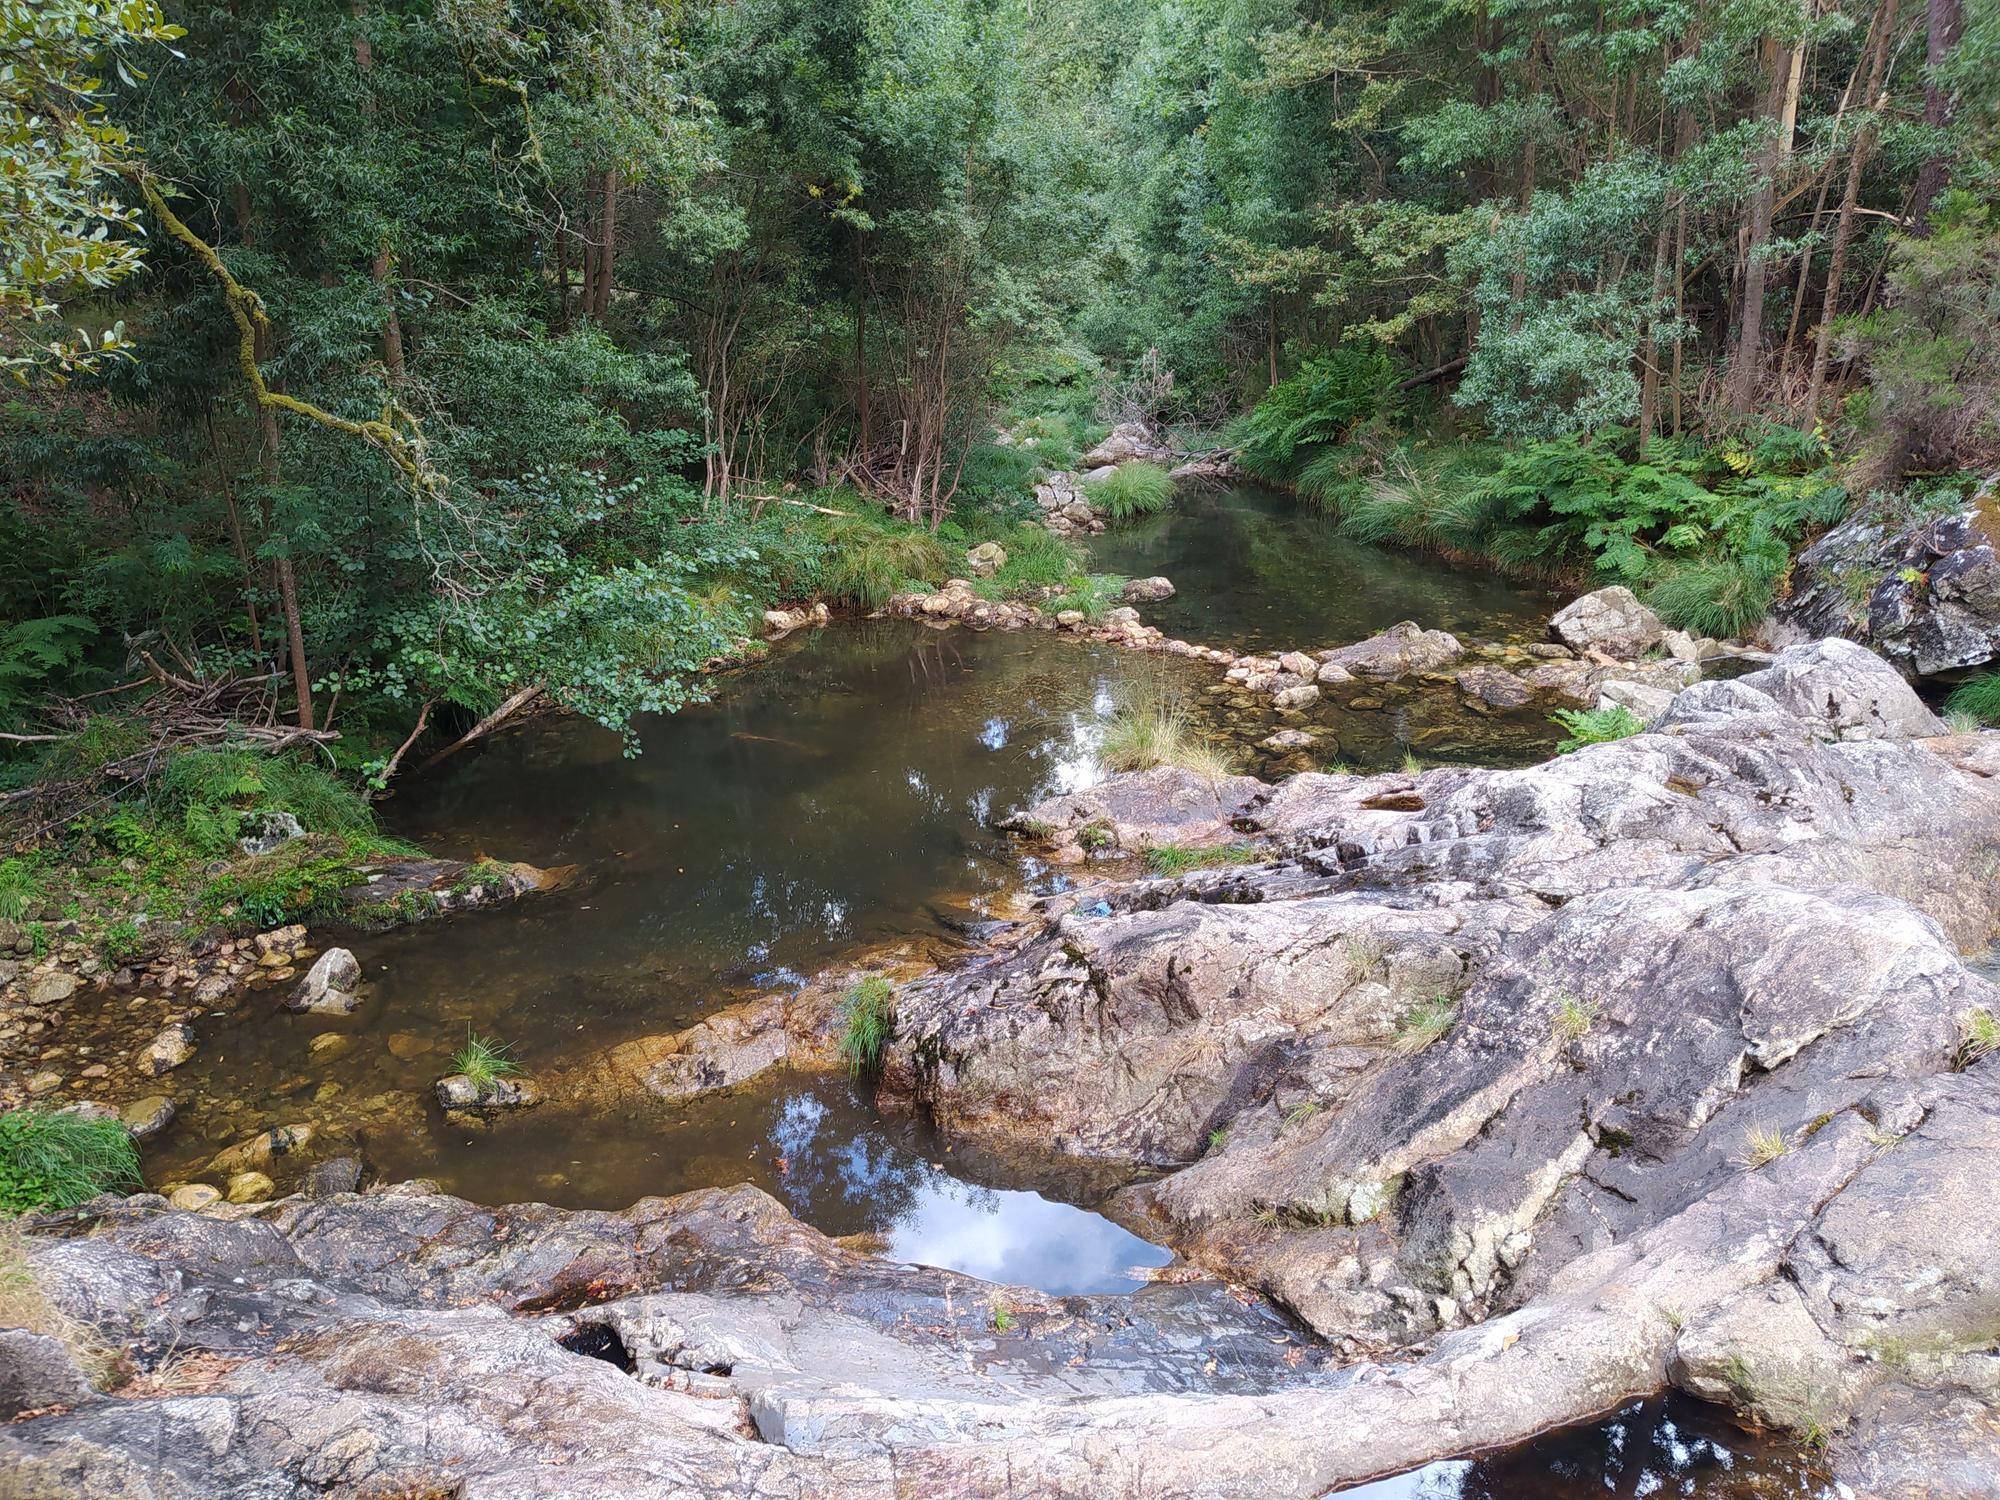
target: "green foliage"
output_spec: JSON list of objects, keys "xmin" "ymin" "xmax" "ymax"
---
[
  {"xmin": 1644, "ymin": 556, "xmax": 1778, "ymax": 640},
  {"xmin": 450, "ymin": 1030, "xmax": 523, "ymax": 1091},
  {"xmin": 0, "ymin": 1109, "xmax": 141, "ymax": 1213},
  {"xmin": 979, "ymin": 526, "xmax": 1085, "ymax": 595},
  {"xmin": 1945, "ymin": 673, "xmax": 2000, "ymax": 727},
  {"xmin": 1143, "ymin": 842, "xmax": 1259, "ymax": 877},
  {"xmin": 1237, "ymin": 346, "xmax": 1404, "ymax": 481},
  {"xmin": 1955, "ymin": 1008, "xmax": 1998, "ymax": 1071},
  {"xmin": 817, "ymin": 518, "xmax": 955, "ymax": 608},
  {"xmin": 153, "ymin": 747, "xmax": 375, "ymax": 859},
  {"xmin": 1551, "ymin": 706, "xmax": 1646, "ymax": 753},
  {"xmin": 1048, "ymin": 574, "xmax": 1128, "ymax": 622},
  {"xmin": 0, "ymin": 615, "xmax": 97, "ymax": 716},
  {"xmin": 1082, "ymin": 462, "xmax": 1175, "ymax": 521},
  {"xmin": 839, "ymin": 977, "xmax": 895, "ymax": 1079},
  {"xmin": 0, "ymin": 858, "xmax": 46, "ymax": 923}
]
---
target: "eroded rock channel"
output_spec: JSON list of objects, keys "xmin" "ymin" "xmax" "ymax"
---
[{"xmin": 7, "ymin": 614, "xmax": 1997, "ymax": 1494}]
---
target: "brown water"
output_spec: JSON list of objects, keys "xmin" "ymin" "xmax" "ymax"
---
[
  {"xmin": 1331, "ymin": 1395, "xmax": 1833, "ymax": 1498},
  {"xmin": 1087, "ymin": 484, "xmax": 1559, "ymax": 653}
]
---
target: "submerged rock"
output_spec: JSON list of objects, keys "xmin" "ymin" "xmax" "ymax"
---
[
  {"xmin": 1121, "ymin": 575, "xmax": 1176, "ymax": 603},
  {"xmin": 436, "ymin": 1073, "xmax": 543, "ymax": 1114},
  {"xmin": 1549, "ymin": 584, "xmax": 1666, "ymax": 658},
  {"xmin": 120, "ymin": 1095, "xmax": 175, "ymax": 1141},
  {"xmin": 1318, "ymin": 620, "xmax": 1464, "ymax": 680},
  {"xmin": 139, "ymin": 1022, "xmax": 197, "ymax": 1076}
]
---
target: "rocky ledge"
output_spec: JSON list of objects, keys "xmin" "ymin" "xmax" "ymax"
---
[{"xmin": 7, "ymin": 639, "xmax": 1998, "ymax": 1498}]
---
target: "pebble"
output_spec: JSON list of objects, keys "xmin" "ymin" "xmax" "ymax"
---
[
  {"xmin": 168, "ymin": 1183, "xmax": 222, "ymax": 1211},
  {"xmin": 226, "ymin": 1170, "xmax": 275, "ymax": 1204}
]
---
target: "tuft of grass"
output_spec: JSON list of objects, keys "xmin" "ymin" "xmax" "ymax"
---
[
  {"xmin": 1944, "ymin": 707, "xmax": 1983, "ymax": 736},
  {"xmin": 1741, "ymin": 1125, "xmax": 1791, "ymax": 1168},
  {"xmin": 1644, "ymin": 555, "xmax": 1779, "ymax": 640},
  {"xmin": 1205, "ymin": 1127, "xmax": 1228, "ymax": 1155},
  {"xmin": 985, "ymin": 525, "xmax": 1085, "ymax": 595},
  {"xmin": 0, "ymin": 856, "xmax": 48, "ymax": 923},
  {"xmin": 818, "ymin": 517, "xmax": 953, "ymax": 608},
  {"xmin": 1391, "ymin": 995, "xmax": 1459, "ymax": 1055},
  {"xmin": 1047, "ymin": 572, "xmax": 1129, "ymax": 622},
  {"xmin": 450, "ymin": 1030, "xmax": 523, "ymax": 1091},
  {"xmin": 1549, "ymin": 991, "xmax": 1600, "ymax": 1044},
  {"xmin": 1082, "ymin": 461, "xmax": 1176, "ymax": 521},
  {"xmin": 990, "ymin": 1299, "xmax": 1016, "ymax": 1332},
  {"xmin": 1945, "ymin": 672, "xmax": 2000, "ymax": 728},
  {"xmin": 1144, "ymin": 842, "xmax": 1259, "ymax": 878},
  {"xmin": 0, "ymin": 1222, "xmax": 115, "ymax": 1384},
  {"xmin": 0, "ymin": 1109, "xmax": 142, "ymax": 1213},
  {"xmin": 1550, "ymin": 705, "xmax": 1646, "ymax": 753},
  {"xmin": 1282, "ymin": 1100, "xmax": 1321, "ymax": 1129},
  {"xmin": 1099, "ymin": 679, "xmax": 1233, "ymax": 778},
  {"xmin": 839, "ymin": 976, "xmax": 895, "ymax": 1079},
  {"xmin": 1954, "ymin": 1007, "xmax": 1998, "ymax": 1070}
]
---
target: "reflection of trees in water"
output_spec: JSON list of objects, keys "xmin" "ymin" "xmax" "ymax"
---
[{"xmin": 767, "ymin": 1089, "xmax": 995, "ymax": 1234}]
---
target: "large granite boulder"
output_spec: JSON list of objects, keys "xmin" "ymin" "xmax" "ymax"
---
[
  {"xmin": 1549, "ymin": 585, "xmax": 1666, "ymax": 658},
  {"xmin": 1317, "ymin": 621, "xmax": 1465, "ymax": 680},
  {"xmin": 1079, "ymin": 420, "xmax": 1172, "ymax": 469},
  {"xmin": 1777, "ymin": 480, "xmax": 2000, "ymax": 675}
]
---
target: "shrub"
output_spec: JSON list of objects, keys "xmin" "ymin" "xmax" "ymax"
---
[
  {"xmin": 1550, "ymin": 705, "xmax": 1645, "ymax": 752},
  {"xmin": 1945, "ymin": 673, "xmax": 2000, "ymax": 727},
  {"xmin": 0, "ymin": 1109, "xmax": 141, "ymax": 1213},
  {"xmin": 1048, "ymin": 573, "xmax": 1128, "ymax": 622},
  {"xmin": 450, "ymin": 1030, "xmax": 522, "ymax": 1090},
  {"xmin": 817, "ymin": 517, "xmax": 953, "ymax": 608},
  {"xmin": 1082, "ymin": 462, "xmax": 1175, "ymax": 521},
  {"xmin": 1644, "ymin": 556, "xmax": 1779, "ymax": 640},
  {"xmin": 1237, "ymin": 344, "xmax": 1405, "ymax": 480},
  {"xmin": 839, "ymin": 976, "xmax": 895, "ymax": 1079}
]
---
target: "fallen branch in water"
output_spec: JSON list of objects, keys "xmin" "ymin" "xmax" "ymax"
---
[{"xmin": 417, "ymin": 686, "xmax": 542, "ymax": 773}]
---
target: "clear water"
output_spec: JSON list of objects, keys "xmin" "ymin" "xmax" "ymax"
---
[
  {"xmin": 1330, "ymin": 1395, "xmax": 1833, "ymax": 1498},
  {"xmin": 1085, "ymin": 483, "xmax": 1559, "ymax": 653}
]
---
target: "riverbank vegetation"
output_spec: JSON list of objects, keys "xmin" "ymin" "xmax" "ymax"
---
[{"xmin": 3, "ymin": 0, "xmax": 1995, "ymax": 805}]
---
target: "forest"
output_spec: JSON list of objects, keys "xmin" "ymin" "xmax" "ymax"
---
[{"xmin": 5, "ymin": 0, "xmax": 1997, "ymax": 767}]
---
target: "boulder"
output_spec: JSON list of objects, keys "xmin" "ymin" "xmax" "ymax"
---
[
  {"xmin": 435, "ymin": 1073, "xmax": 542, "ymax": 1114},
  {"xmin": 286, "ymin": 947, "xmax": 361, "ymax": 1015},
  {"xmin": 139, "ymin": 1022, "xmax": 197, "ymax": 1076},
  {"xmin": 1000, "ymin": 764, "xmax": 1263, "ymax": 856},
  {"xmin": 207, "ymin": 1123, "xmax": 313, "ymax": 1176},
  {"xmin": 1455, "ymin": 665, "xmax": 1535, "ymax": 709},
  {"xmin": 1549, "ymin": 585, "xmax": 1666, "ymax": 659},
  {"xmin": 238, "ymin": 810, "xmax": 304, "ymax": 857},
  {"xmin": 1121, "ymin": 576, "xmax": 1176, "ymax": 604},
  {"xmin": 1272, "ymin": 684, "xmax": 1321, "ymax": 712},
  {"xmin": 166, "ymin": 1183, "xmax": 221, "ymax": 1212},
  {"xmin": 0, "ymin": 1329, "xmax": 94, "ymax": 1419},
  {"xmin": 1319, "ymin": 621, "xmax": 1465, "ymax": 680},
  {"xmin": 1776, "ymin": 480, "xmax": 2000, "ymax": 674},
  {"xmin": 26, "ymin": 971, "xmax": 79, "ymax": 1007},
  {"xmin": 965, "ymin": 541, "xmax": 1008, "ymax": 578},
  {"xmin": 119, "ymin": 1095, "xmax": 175, "ymax": 1141},
  {"xmin": 226, "ymin": 1171, "xmax": 275, "ymax": 1204},
  {"xmin": 1079, "ymin": 420, "xmax": 1171, "ymax": 469},
  {"xmin": 1259, "ymin": 729, "xmax": 1317, "ymax": 752},
  {"xmin": 1734, "ymin": 636, "xmax": 1945, "ymax": 741},
  {"xmin": 302, "ymin": 1157, "xmax": 365, "ymax": 1199},
  {"xmin": 1594, "ymin": 679, "xmax": 1677, "ymax": 724}
]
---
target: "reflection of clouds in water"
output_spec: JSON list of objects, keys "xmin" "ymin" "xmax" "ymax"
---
[
  {"xmin": 979, "ymin": 717, "xmax": 1009, "ymax": 750},
  {"xmin": 966, "ymin": 786, "xmax": 992, "ymax": 824}
]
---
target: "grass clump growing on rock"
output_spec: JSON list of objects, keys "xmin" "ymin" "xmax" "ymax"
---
[
  {"xmin": 0, "ymin": 1108, "xmax": 141, "ymax": 1213},
  {"xmin": 1083, "ymin": 462, "xmax": 1175, "ymax": 521},
  {"xmin": 1741, "ymin": 1125, "xmax": 1791, "ymax": 1168},
  {"xmin": 1550, "ymin": 705, "xmax": 1645, "ymax": 753},
  {"xmin": 450, "ymin": 1030, "xmax": 523, "ymax": 1091},
  {"xmin": 1048, "ymin": 573, "xmax": 1128, "ymax": 622},
  {"xmin": 1144, "ymin": 842, "xmax": 1259, "ymax": 877},
  {"xmin": 1644, "ymin": 556, "xmax": 1778, "ymax": 640},
  {"xmin": 839, "ymin": 977, "xmax": 895, "ymax": 1079},
  {"xmin": 1099, "ymin": 680, "xmax": 1233, "ymax": 778},
  {"xmin": 1549, "ymin": 991, "xmax": 1600, "ymax": 1043},
  {"xmin": 1944, "ymin": 672, "xmax": 2000, "ymax": 727},
  {"xmin": 1955, "ymin": 1007, "xmax": 1998, "ymax": 1070},
  {"xmin": 1391, "ymin": 996, "xmax": 1459, "ymax": 1054}
]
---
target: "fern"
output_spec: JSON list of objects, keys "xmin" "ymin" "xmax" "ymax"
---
[{"xmin": 0, "ymin": 615, "xmax": 97, "ymax": 714}]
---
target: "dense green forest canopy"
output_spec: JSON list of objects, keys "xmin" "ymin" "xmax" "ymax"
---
[{"xmin": 4, "ymin": 0, "xmax": 1997, "ymax": 769}]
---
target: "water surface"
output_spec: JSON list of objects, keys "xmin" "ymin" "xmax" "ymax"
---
[{"xmin": 1087, "ymin": 484, "xmax": 1558, "ymax": 652}]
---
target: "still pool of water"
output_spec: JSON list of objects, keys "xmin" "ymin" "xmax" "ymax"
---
[
  {"xmin": 1086, "ymin": 483, "xmax": 1559, "ymax": 653},
  {"xmin": 1331, "ymin": 1396, "xmax": 1833, "ymax": 1499}
]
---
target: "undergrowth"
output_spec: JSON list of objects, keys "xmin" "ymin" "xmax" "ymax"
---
[
  {"xmin": 0, "ymin": 1109, "xmax": 141, "ymax": 1213},
  {"xmin": 1144, "ymin": 842, "xmax": 1259, "ymax": 877},
  {"xmin": 1551, "ymin": 705, "xmax": 1645, "ymax": 752}
]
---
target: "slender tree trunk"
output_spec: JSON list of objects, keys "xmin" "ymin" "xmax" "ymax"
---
[
  {"xmin": 1638, "ymin": 222, "xmax": 1672, "ymax": 455},
  {"xmin": 351, "ymin": 2, "xmax": 404, "ymax": 382},
  {"xmin": 590, "ymin": 169, "xmax": 620, "ymax": 318},
  {"xmin": 1907, "ymin": 0, "xmax": 1964, "ymax": 229},
  {"xmin": 580, "ymin": 169, "xmax": 603, "ymax": 316},
  {"xmin": 1726, "ymin": 35, "xmax": 1800, "ymax": 420},
  {"xmin": 252, "ymin": 352, "xmax": 313, "ymax": 731},
  {"xmin": 1268, "ymin": 291, "xmax": 1279, "ymax": 387},
  {"xmin": 204, "ymin": 403, "xmax": 263, "ymax": 657},
  {"xmin": 1808, "ymin": 0, "xmax": 1899, "ymax": 412},
  {"xmin": 854, "ymin": 235, "xmax": 871, "ymax": 453}
]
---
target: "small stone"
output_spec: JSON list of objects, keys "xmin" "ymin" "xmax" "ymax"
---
[
  {"xmin": 309, "ymin": 1033, "xmax": 351, "ymax": 1057},
  {"xmin": 435, "ymin": 1073, "xmax": 542, "ymax": 1114},
  {"xmin": 1272, "ymin": 684, "xmax": 1321, "ymax": 712},
  {"xmin": 208, "ymin": 1122, "xmax": 313, "ymax": 1175},
  {"xmin": 1259, "ymin": 729, "xmax": 1317, "ymax": 752},
  {"xmin": 287, "ymin": 947, "xmax": 362, "ymax": 1016},
  {"xmin": 226, "ymin": 1170, "xmax": 275, "ymax": 1204},
  {"xmin": 387, "ymin": 1031, "xmax": 432, "ymax": 1061},
  {"xmin": 168, "ymin": 1183, "xmax": 222, "ymax": 1212},
  {"xmin": 303, "ymin": 1157, "xmax": 364, "ymax": 1199},
  {"xmin": 140, "ymin": 1022, "xmax": 198, "ymax": 1076},
  {"xmin": 121, "ymin": 1095, "xmax": 176, "ymax": 1141},
  {"xmin": 1121, "ymin": 576, "xmax": 1176, "ymax": 604},
  {"xmin": 26, "ymin": 972, "xmax": 78, "ymax": 1007},
  {"xmin": 1278, "ymin": 651, "xmax": 1317, "ymax": 678},
  {"xmin": 25, "ymin": 1071, "xmax": 63, "ymax": 1096}
]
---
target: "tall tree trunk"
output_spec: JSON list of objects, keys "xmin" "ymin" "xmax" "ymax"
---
[
  {"xmin": 253, "ymin": 348, "xmax": 314, "ymax": 731},
  {"xmin": 1638, "ymin": 222, "xmax": 1672, "ymax": 454},
  {"xmin": 351, "ymin": 2, "xmax": 404, "ymax": 381},
  {"xmin": 1267, "ymin": 291, "xmax": 1279, "ymax": 387},
  {"xmin": 204, "ymin": 403, "xmax": 264, "ymax": 658},
  {"xmin": 854, "ymin": 235, "xmax": 871, "ymax": 454},
  {"xmin": 1726, "ymin": 34, "xmax": 1800, "ymax": 420},
  {"xmin": 590, "ymin": 169, "xmax": 620, "ymax": 318},
  {"xmin": 1808, "ymin": 0, "xmax": 1899, "ymax": 412},
  {"xmin": 580, "ymin": 170, "xmax": 603, "ymax": 317},
  {"xmin": 1907, "ymin": 0, "xmax": 1964, "ymax": 229}
]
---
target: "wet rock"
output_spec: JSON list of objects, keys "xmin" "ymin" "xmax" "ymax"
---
[
  {"xmin": 0, "ymin": 1329, "xmax": 94, "ymax": 1418},
  {"xmin": 167, "ymin": 1183, "xmax": 222, "ymax": 1211},
  {"xmin": 1001, "ymin": 765, "xmax": 1263, "ymax": 856},
  {"xmin": 1775, "ymin": 480, "xmax": 2000, "ymax": 674},
  {"xmin": 302, "ymin": 1157, "xmax": 364, "ymax": 1198},
  {"xmin": 965, "ymin": 541, "xmax": 1007, "ymax": 577},
  {"xmin": 1258, "ymin": 729, "xmax": 1317, "ymax": 752},
  {"xmin": 26, "ymin": 971, "xmax": 79, "ymax": 1007},
  {"xmin": 435, "ymin": 1073, "xmax": 542, "ymax": 1114},
  {"xmin": 308, "ymin": 1032, "xmax": 350, "ymax": 1057},
  {"xmin": 139, "ymin": 1022, "xmax": 197, "ymax": 1076},
  {"xmin": 1272, "ymin": 683, "xmax": 1321, "ymax": 712},
  {"xmin": 1455, "ymin": 664, "xmax": 1535, "ymax": 709},
  {"xmin": 208, "ymin": 1123, "xmax": 313, "ymax": 1176},
  {"xmin": 386, "ymin": 1030, "xmax": 432, "ymax": 1060},
  {"xmin": 285, "ymin": 947, "xmax": 361, "ymax": 1015},
  {"xmin": 1320, "ymin": 621, "xmax": 1464, "ymax": 680},
  {"xmin": 1314, "ymin": 661, "xmax": 1354, "ymax": 685},
  {"xmin": 1549, "ymin": 585, "xmax": 1665, "ymax": 658},
  {"xmin": 1121, "ymin": 576, "xmax": 1176, "ymax": 604},
  {"xmin": 763, "ymin": 603, "xmax": 830, "ymax": 635},
  {"xmin": 226, "ymin": 1171, "xmax": 275, "ymax": 1204},
  {"xmin": 120, "ymin": 1095, "xmax": 175, "ymax": 1141},
  {"xmin": 600, "ymin": 1001, "xmax": 789, "ymax": 1105},
  {"xmin": 25, "ymin": 1071, "xmax": 62, "ymax": 1096}
]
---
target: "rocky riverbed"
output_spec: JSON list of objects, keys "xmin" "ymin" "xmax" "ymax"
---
[{"xmin": 6, "ymin": 636, "xmax": 1998, "ymax": 1497}]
